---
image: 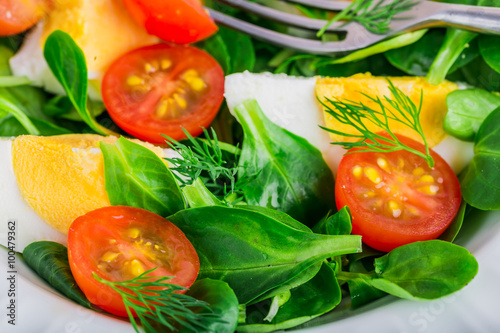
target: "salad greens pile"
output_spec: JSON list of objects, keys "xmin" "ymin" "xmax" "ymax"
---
[{"xmin": 2, "ymin": 0, "xmax": 500, "ymax": 332}]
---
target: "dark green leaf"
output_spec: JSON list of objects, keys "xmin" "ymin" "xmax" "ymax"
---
[
  {"xmin": 0, "ymin": 94, "xmax": 39, "ymax": 135},
  {"xmin": 168, "ymin": 206, "xmax": 361, "ymax": 304},
  {"xmin": 444, "ymin": 89, "xmax": 500, "ymax": 141},
  {"xmin": 369, "ymin": 240, "xmax": 478, "ymax": 300},
  {"xmin": 478, "ymin": 34, "xmax": 500, "ymax": 74},
  {"xmin": 100, "ymin": 137, "xmax": 185, "ymax": 216},
  {"xmin": 237, "ymin": 205, "xmax": 311, "ymax": 232},
  {"xmin": 238, "ymin": 263, "xmax": 341, "ymax": 332},
  {"xmin": 43, "ymin": 30, "xmax": 112, "ymax": 135},
  {"xmin": 23, "ymin": 241, "xmax": 92, "ymax": 308},
  {"xmin": 459, "ymin": 56, "xmax": 500, "ymax": 91},
  {"xmin": 313, "ymin": 206, "xmax": 352, "ymax": 235},
  {"xmin": 0, "ymin": 115, "xmax": 71, "ymax": 136},
  {"xmin": 181, "ymin": 279, "xmax": 239, "ymax": 333},
  {"xmin": 460, "ymin": 107, "xmax": 500, "ymax": 210},
  {"xmin": 219, "ymin": 26, "xmax": 255, "ymax": 73},
  {"xmin": 234, "ymin": 99, "xmax": 336, "ymax": 226},
  {"xmin": 199, "ymin": 34, "xmax": 232, "ymax": 74},
  {"xmin": 347, "ymin": 259, "xmax": 386, "ymax": 308}
]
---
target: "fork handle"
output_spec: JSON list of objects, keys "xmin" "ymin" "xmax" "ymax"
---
[{"xmin": 430, "ymin": 2, "xmax": 500, "ymax": 34}]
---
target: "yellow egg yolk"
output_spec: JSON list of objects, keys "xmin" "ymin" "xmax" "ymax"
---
[
  {"xmin": 316, "ymin": 73, "xmax": 458, "ymax": 147},
  {"xmin": 11, "ymin": 134, "xmax": 164, "ymax": 235}
]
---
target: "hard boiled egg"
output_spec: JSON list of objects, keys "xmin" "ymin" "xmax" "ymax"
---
[
  {"xmin": 0, "ymin": 134, "xmax": 166, "ymax": 252},
  {"xmin": 9, "ymin": 0, "xmax": 158, "ymax": 100},
  {"xmin": 224, "ymin": 71, "xmax": 474, "ymax": 175}
]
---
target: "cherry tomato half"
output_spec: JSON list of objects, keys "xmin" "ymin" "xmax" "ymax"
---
[
  {"xmin": 0, "ymin": 0, "xmax": 51, "ymax": 36},
  {"xmin": 121, "ymin": 0, "xmax": 218, "ymax": 44},
  {"xmin": 335, "ymin": 134, "xmax": 461, "ymax": 252},
  {"xmin": 102, "ymin": 43, "xmax": 224, "ymax": 144},
  {"xmin": 68, "ymin": 206, "xmax": 200, "ymax": 317}
]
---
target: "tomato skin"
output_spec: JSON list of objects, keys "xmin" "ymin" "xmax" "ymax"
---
[
  {"xmin": 102, "ymin": 43, "xmax": 224, "ymax": 144},
  {"xmin": 67, "ymin": 206, "xmax": 200, "ymax": 317},
  {"xmin": 0, "ymin": 0, "xmax": 51, "ymax": 36},
  {"xmin": 335, "ymin": 134, "xmax": 461, "ymax": 252},
  {"xmin": 121, "ymin": 0, "xmax": 218, "ymax": 44}
]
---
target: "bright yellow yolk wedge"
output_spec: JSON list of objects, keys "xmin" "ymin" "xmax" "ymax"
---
[
  {"xmin": 40, "ymin": 0, "xmax": 158, "ymax": 78},
  {"xmin": 11, "ymin": 134, "xmax": 164, "ymax": 235},
  {"xmin": 316, "ymin": 73, "xmax": 459, "ymax": 147}
]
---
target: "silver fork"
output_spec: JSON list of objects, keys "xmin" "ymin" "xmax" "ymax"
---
[{"xmin": 207, "ymin": 0, "xmax": 500, "ymax": 54}]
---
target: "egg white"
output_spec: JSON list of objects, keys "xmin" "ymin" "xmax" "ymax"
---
[{"xmin": 224, "ymin": 71, "xmax": 474, "ymax": 175}]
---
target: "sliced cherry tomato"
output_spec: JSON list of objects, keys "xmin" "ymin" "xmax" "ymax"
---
[
  {"xmin": 0, "ymin": 0, "xmax": 50, "ymax": 36},
  {"xmin": 335, "ymin": 134, "xmax": 461, "ymax": 252},
  {"xmin": 102, "ymin": 43, "xmax": 224, "ymax": 144},
  {"xmin": 121, "ymin": 0, "xmax": 218, "ymax": 44},
  {"xmin": 67, "ymin": 206, "xmax": 200, "ymax": 317}
]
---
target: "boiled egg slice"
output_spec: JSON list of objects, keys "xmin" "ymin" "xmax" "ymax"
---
[
  {"xmin": 224, "ymin": 71, "xmax": 474, "ymax": 175},
  {"xmin": 0, "ymin": 134, "xmax": 166, "ymax": 252}
]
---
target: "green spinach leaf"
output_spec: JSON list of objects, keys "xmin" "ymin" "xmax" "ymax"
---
[
  {"xmin": 43, "ymin": 30, "xmax": 113, "ymax": 136},
  {"xmin": 168, "ymin": 205, "xmax": 361, "ymax": 304},
  {"xmin": 460, "ymin": 107, "xmax": 500, "ymax": 210},
  {"xmin": 181, "ymin": 279, "xmax": 239, "ymax": 333},
  {"xmin": 478, "ymin": 34, "xmax": 500, "ymax": 74},
  {"xmin": 347, "ymin": 259, "xmax": 387, "ymax": 308},
  {"xmin": 0, "ymin": 116, "xmax": 71, "ymax": 136},
  {"xmin": 0, "ymin": 94, "xmax": 39, "ymax": 135},
  {"xmin": 100, "ymin": 137, "xmax": 185, "ymax": 216},
  {"xmin": 23, "ymin": 241, "xmax": 92, "ymax": 308},
  {"xmin": 369, "ymin": 240, "xmax": 478, "ymax": 300},
  {"xmin": 234, "ymin": 99, "xmax": 336, "ymax": 225},
  {"xmin": 438, "ymin": 200, "xmax": 467, "ymax": 242},
  {"xmin": 444, "ymin": 89, "xmax": 500, "ymax": 141},
  {"xmin": 238, "ymin": 263, "xmax": 341, "ymax": 332}
]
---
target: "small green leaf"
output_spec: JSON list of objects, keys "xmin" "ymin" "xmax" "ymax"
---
[
  {"xmin": 312, "ymin": 206, "xmax": 352, "ymax": 236},
  {"xmin": 23, "ymin": 241, "xmax": 92, "ymax": 308},
  {"xmin": 0, "ymin": 95, "xmax": 39, "ymax": 135},
  {"xmin": 100, "ymin": 137, "xmax": 185, "ymax": 216},
  {"xmin": 182, "ymin": 279, "xmax": 239, "ymax": 333},
  {"xmin": 444, "ymin": 89, "xmax": 500, "ymax": 141},
  {"xmin": 370, "ymin": 240, "xmax": 478, "ymax": 300},
  {"xmin": 43, "ymin": 30, "xmax": 113, "ymax": 136},
  {"xmin": 460, "ymin": 107, "xmax": 500, "ymax": 210},
  {"xmin": 478, "ymin": 34, "xmax": 500, "ymax": 74},
  {"xmin": 438, "ymin": 200, "xmax": 467, "ymax": 242}
]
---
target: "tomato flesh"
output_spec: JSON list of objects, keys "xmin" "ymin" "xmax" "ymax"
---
[
  {"xmin": 121, "ymin": 0, "xmax": 218, "ymax": 44},
  {"xmin": 68, "ymin": 206, "xmax": 200, "ymax": 317},
  {"xmin": 0, "ymin": 0, "xmax": 50, "ymax": 36},
  {"xmin": 335, "ymin": 134, "xmax": 461, "ymax": 252},
  {"xmin": 102, "ymin": 43, "xmax": 224, "ymax": 144}
]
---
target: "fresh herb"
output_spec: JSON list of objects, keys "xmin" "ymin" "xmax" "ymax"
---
[
  {"xmin": 478, "ymin": 34, "xmax": 500, "ymax": 74},
  {"xmin": 317, "ymin": 0, "xmax": 418, "ymax": 37},
  {"xmin": 94, "ymin": 268, "xmax": 221, "ymax": 333},
  {"xmin": 320, "ymin": 79, "xmax": 435, "ymax": 167},
  {"xmin": 100, "ymin": 137, "xmax": 186, "ymax": 217},
  {"xmin": 43, "ymin": 30, "xmax": 115, "ymax": 136},
  {"xmin": 167, "ymin": 205, "xmax": 362, "ymax": 304},
  {"xmin": 23, "ymin": 241, "xmax": 92, "ymax": 309},
  {"xmin": 165, "ymin": 128, "xmax": 249, "ymax": 204},
  {"xmin": 234, "ymin": 99, "xmax": 336, "ymax": 225},
  {"xmin": 0, "ymin": 94, "xmax": 39, "ymax": 135}
]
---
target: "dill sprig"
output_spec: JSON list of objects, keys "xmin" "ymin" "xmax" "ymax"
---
[
  {"xmin": 320, "ymin": 79, "xmax": 434, "ymax": 168},
  {"xmin": 94, "ymin": 269, "xmax": 221, "ymax": 333},
  {"xmin": 317, "ymin": 0, "xmax": 419, "ymax": 37},
  {"xmin": 164, "ymin": 128, "xmax": 250, "ymax": 204}
]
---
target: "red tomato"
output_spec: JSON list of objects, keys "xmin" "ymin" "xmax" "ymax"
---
[
  {"xmin": 0, "ymin": 0, "xmax": 51, "ymax": 36},
  {"xmin": 102, "ymin": 43, "xmax": 224, "ymax": 144},
  {"xmin": 335, "ymin": 134, "xmax": 461, "ymax": 252},
  {"xmin": 121, "ymin": 0, "xmax": 218, "ymax": 44},
  {"xmin": 67, "ymin": 206, "xmax": 200, "ymax": 317}
]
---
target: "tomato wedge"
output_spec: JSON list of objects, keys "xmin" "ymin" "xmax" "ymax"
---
[
  {"xmin": 67, "ymin": 206, "xmax": 200, "ymax": 317},
  {"xmin": 335, "ymin": 134, "xmax": 461, "ymax": 252},
  {"xmin": 121, "ymin": 0, "xmax": 218, "ymax": 44},
  {"xmin": 0, "ymin": 0, "xmax": 50, "ymax": 36},
  {"xmin": 102, "ymin": 43, "xmax": 224, "ymax": 144}
]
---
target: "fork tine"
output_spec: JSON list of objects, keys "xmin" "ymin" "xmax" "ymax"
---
[
  {"xmin": 283, "ymin": 0, "xmax": 351, "ymax": 11},
  {"xmin": 208, "ymin": 8, "xmax": 382, "ymax": 54},
  {"xmin": 212, "ymin": 0, "xmax": 346, "ymax": 31}
]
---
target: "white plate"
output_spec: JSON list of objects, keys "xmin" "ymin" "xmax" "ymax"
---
[{"xmin": 1, "ymin": 209, "xmax": 499, "ymax": 333}]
